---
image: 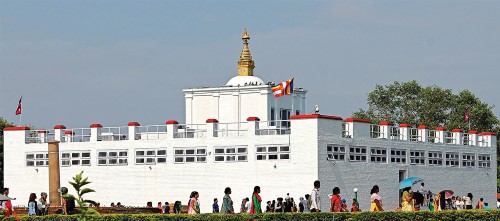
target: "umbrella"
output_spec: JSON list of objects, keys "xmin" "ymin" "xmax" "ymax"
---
[
  {"xmin": 0, "ymin": 195, "xmax": 15, "ymax": 201},
  {"xmin": 399, "ymin": 177, "xmax": 423, "ymax": 189},
  {"xmin": 442, "ymin": 190, "xmax": 454, "ymax": 199}
]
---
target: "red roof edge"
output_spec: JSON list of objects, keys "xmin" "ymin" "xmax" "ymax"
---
[
  {"xmin": 468, "ymin": 130, "xmax": 477, "ymax": 134},
  {"xmin": 3, "ymin": 126, "xmax": 31, "ymax": 131},
  {"xmin": 344, "ymin": 118, "xmax": 371, "ymax": 123},
  {"xmin": 54, "ymin": 125, "xmax": 66, "ymax": 129},
  {"xmin": 166, "ymin": 120, "xmax": 179, "ymax": 125},
  {"xmin": 417, "ymin": 125, "xmax": 428, "ymax": 129},
  {"xmin": 37, "ymin": 130, "xmax": 47, "ymax": 133},
  {"xmin": 435, "ymin": 127, "xmax": 446, "ymax": 131},
  {"xmin": 290, "ymin": 114, "xmax": 343, "ymax": 121},
  {"xmin": 480, "ymin": 132, "xmax": 496, "ymax": 136},
  {"xmin": 64, "ymin": 131, "xmax": 74, "ymax": 135},
  {"xmin": 379, "ymin": 121, "xmax": 391, "ymax": 126},
  {"xmin": 247, "ymin": 117, "xmax": 260, "ymax": 121},
  {"xmin": 452, "ymin": 128, "xmax": 462, "ymax": 133},
  {"xmin": 128, "ymin": 122, "xmax": 140, "ymax": 126},
  {"xmin": 399, "ymin": 123, "xmax": 410, "ymax": 128},
  {"xmin": 206, "ymin": 119, "xmax": 219, "ymax": 123},
  {"xmin": 90, "ymin": 124, "xmax": 103, "ymax": 128}
]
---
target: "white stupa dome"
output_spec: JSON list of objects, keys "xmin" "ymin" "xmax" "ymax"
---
[{"xmin": 226, "ymin": 76, "xmax": 265, "ymax": 86}]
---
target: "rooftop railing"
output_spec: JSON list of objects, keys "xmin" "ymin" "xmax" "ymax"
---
[
  {"xmin": 216, "ymin": 122, "xmax": 248, "ymax": 137},
  {"xmin": 174, "ymin": 124, "xmax": 207, "ymax": 138},
  {"xmin": 136, "ymin": 125, "xmax": 168, "ymax": 140},
  {"xmin": 256, "ymin": 120, "xmax": 291, "ymax": 135}
]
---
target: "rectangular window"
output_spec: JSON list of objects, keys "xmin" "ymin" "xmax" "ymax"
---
[
  {"xmin": 27, "ymin": 151, "xmax": 90, "ymax": 167},
  {"xmin": 445, "ymin": 152, "xmax": 459, "ymax": 167},
  {"xmin": 135, "ymin": 148, "xmax": 167, "ymax": 165},
  {"xmin": 98, "ymin": 150, "xmax": 128, "ymax": 166},
  {"xmin": 390, "ymin": 149, "xmax": 406, "ymax": 164},
  {"xmin": 349, "ymin": 146, "xmax": 367, "ymax": 162},
  {"xmin": 462, "ymin": 153, "xmax": 475, "ymax": 168},
  {"xmin": 256, "ymin": 145, "xmax": 290, "ymax": 161},
  {"xmin": 174, "ymin": 147, "xmax": 207, "ymax": 164},
  {"xmin": 214, "ymin": 146, "xmax": 248, "ymax": 163},
  {"xmin": 327, "ymin": 145, "xmax": 345, "ymax": 161},
  {"xmin": 270, "ymin": 108, "xmax": 276, "ymax": 126},
  {"xmin": 410, "ymin": 150, "xmax": 425, "ymax": 165},
  {"xmin": 478, "ymin": 155, "xmax": 491, "ymax": 168},
  {"xmin": 370, "ymin": 147, "xmax": 387, "ymax": 163},
  {"xmin": 428, "ymin": 151, "xmax": 443, "ymax": 166}
]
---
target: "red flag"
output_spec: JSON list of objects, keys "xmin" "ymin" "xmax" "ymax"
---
[
  {"xmin": 464, "ymin": 109, "xmax": 470, "ymax": 121},
  {"xmin": 15, "ymin": 96, "xmax": 22, "ymax": 115}
]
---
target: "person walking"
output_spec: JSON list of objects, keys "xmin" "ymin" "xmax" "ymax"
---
[
  {"xmin": 28, "ymin": 193, "xmax": 38, "ymax": 216},
  {"xmin": 401, "ymin": 187, "xmax": 413, "ymax": 211},
  {"xmin": 37, "ymin": 192, "xmax": 50, "ymax": 216},
  {"xmin": 464, "ymin": 193, "xmax": 473, "ymax": 210},
  {"xmin": 212, "ymin": 198, "xmax": 219, "ymax": 213},
  {"xmin": 310, "ymin": 180, "xmax": 321, "ymax": 212},
  {"xmin": 330, "ymin": 187, "xmax": 341, "ymax": 212},
  {"xmin": 370, "ymin": 185, "xmax": 383, "ymax": 212},
  {"xmin": 220, "ymin": 187, "xmax": 234, "ymax": 214},
  {"xmin": 187, "ymin": 191, "xmax": 200, "ymax": 214},
  {"xmin": 249, "ymin": 186, "xmax": 262, "ymax": 214}
]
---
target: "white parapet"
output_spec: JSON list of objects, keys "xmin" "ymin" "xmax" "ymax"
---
[
  {"xmin": 399, "ymin": 124, "xmax": 410, "ymax": 141},
  {"xmin": 90, "ymin": 124, "xmax": 103, "ymax": 142},
  {"xmin": 344, "ymin": 118, "xmax": 371, "ymax": 138},
  {"xmin": 166, "ymin": 120, "xmax": 179, "ymax": 138},
  {"xmin": 247, "ymin": 117, "xmax": 260, "ymax": 136},
  {"xmin": 417, "ymin": 125, "xmax": 429, "ymax": 142},
  {"xmin": 206, "ymin": 119, "xmax": 219, "ymax": 138},
  {"xmin": 468, "ymin": 130, "xmax": 478, "ymax": 146},
  {"xmin": 435, "ymin": 127, "xmax": 446, "ymax": 143},
  {"xmin": 378, "ymin": 121, "xmax": 391, "ymax": 139},
  {"xmin": 128, "ymin": 122, "xmax": 140, "ymax": 140},
  {"xmin": 451, "ymin": 128, "xmax": 463, "ymax": 145},
  {"xmin": 53, "ymin": 125, "xmax": 66, "ymax": 141}
]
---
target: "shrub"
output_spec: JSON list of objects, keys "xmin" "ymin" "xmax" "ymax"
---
[{"xmin": 1, "ymin": 210, "xmax": 500, "ymax": 221}]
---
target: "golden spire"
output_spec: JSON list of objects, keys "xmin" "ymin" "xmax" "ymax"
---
[{"xmin": 237, "ymin": 28, "xmax": 255, "ymax": 76}]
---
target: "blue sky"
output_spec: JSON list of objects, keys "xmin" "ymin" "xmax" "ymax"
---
[{"xmin": 1, "ymin": 0, "xmax": 499, "ymax": 129}]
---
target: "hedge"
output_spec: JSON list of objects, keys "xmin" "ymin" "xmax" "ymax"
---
[{"xmin": 2, "ymin": 210, "xmax": 500, "ymax": 221}]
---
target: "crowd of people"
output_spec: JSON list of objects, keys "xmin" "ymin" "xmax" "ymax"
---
[{"xmin": 0, "ymin": 182, "xmax": 495, "ymax": 217}]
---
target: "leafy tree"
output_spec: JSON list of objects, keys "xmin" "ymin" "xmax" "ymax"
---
[
  {"xmin": 0, "ymin": 117, "xmax": 15, "ymax": 189},
  {"xmin": 352, "ymin": 80, "xmax": 498, "ymax": 131},
  {"xmin": 353, "ymin": 81, "xmax": 500, "ymax": 191},
  {"xmin": 67, "ymin": 171, "xmax": 99, "ymax": 221}
]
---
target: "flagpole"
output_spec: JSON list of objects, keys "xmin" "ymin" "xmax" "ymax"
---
[{"xmin": 19, "ymin": 113, "xmax": 22, "ymax": 126}]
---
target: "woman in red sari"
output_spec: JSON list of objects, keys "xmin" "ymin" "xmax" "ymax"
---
[{"xmin": 249, "ymin": 186, "xmax": 262, "ymax": 214}]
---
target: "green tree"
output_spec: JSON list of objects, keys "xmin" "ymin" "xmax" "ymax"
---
[
  {"xmin": 353, "ymin": 80, "xmax": 500, "ymax": 191},
  {"xmin": 0, "ymin": 117, "xmax": 15, "ymax": 189},
  {"xmin": 353, "ymin": 81, "xmax": 498, "ymax": 131},
  {"xmin": 67, "ymin": 171, "xmax": 99, "ymax": 221}
]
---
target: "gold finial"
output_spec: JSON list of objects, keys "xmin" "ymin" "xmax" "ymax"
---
[
  {"xmin": 237, "ymin": 28, "xmax": 255, "ymax": 76},
  {"xmin": 242, "ymin": 28, "xmax": 250, "ymax": 41}
]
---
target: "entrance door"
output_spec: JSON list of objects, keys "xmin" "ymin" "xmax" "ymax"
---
[{"xmin": 399, "ymin": 170, "xmax": 407, "ymax": 207}]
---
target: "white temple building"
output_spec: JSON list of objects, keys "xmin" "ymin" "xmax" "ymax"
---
[{"xmin": 3, "ymin": 29, "xmax": 497, "ymax": 213}]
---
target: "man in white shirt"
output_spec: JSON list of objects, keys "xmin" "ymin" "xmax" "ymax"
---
[
  {"xmin": 310, "ymin": 180, "xmax": 321, "ymax": 212},
  {"xmin": 245, "ymin": 197, "xmax": 251, "ymax": 213}
]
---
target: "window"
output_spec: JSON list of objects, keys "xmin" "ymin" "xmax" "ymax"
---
[
  {"xmin": 327, "ymin": 145, "xmax": 345, "ymax": 161},
  {"xmin": 445, "ymin": 152, "xmax": 459, "ymax": 167},
  {"xmin": 214, "ymin": 146, "xmax": 248, "ymax": 162},
  {"xmin": 280, "ymin": 109, "xmax": 291, "ymax": 127},
  {"xmin": 478, "ymin": 155, "xmax": 491, "ymax": 168},
  {"xmin": 390, "ymin": 149, "xmax": 406, "ymax": 164},
  {"xmin": 428, "ymin": 151, "xmax": 443, "ymax": 166},
  {"xmin": 97, "ymin": 150, "xmax": 128, "ymax": 166},
  {"xmin": 61, "ymin": 151, "xmax": 91, "ymax": 167},
  {"xmin": 174, "ymin": 147, "xmax": 207, "ymax": 163},
  {"xmin": 462, "ymin": 153, "xmax": 475, "ymax": 168},
  {"xmin": 25, "ymin": 152, "xmax": 48, "ymax": 167},
  {"xmin": 410, "ymin": 150, "xmax": 425, "ymax": 165},
  {"xmin": 370, "ymin": 147, "xmax": 387, "ymax": 163},
  {"xmin": 135, "ymin": 148, "xmax": 167, "ymax": 165},
  {"xmin": 349, "ymin": 146, "xmax": 367, "ymax": 162},
  {"xmin": 256, "ymin": 145, "xmax": 290, "ymax": 161}
]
